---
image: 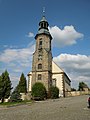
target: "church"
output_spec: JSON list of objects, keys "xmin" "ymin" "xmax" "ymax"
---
[{"xmin": 28, "ymin": 15, "xmax": 71, "ymax": 97}]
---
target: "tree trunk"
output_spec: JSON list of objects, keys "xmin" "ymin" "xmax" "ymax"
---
[{"xmin": 1, "ymin": 98, "xmax": 4, "ymax": 103}]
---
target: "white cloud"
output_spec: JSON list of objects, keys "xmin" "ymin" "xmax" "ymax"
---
[
  {"xmin": 27, "ymin": 32, "xmax": 34, "ymax": 38},
  {"xmin": 0, "ymin": 43, "xmax": 35, "ymax": 88},
  {"xmin": 53, "ymin": 54, "xmax": 90, "ymax": 88},
  {"xmin": 49, "ymin": 25, "xmax": 84, "ymax": 47},
  {"xmin": 0, "ymin": 44, "xmax": 35, "ymax": 63}
]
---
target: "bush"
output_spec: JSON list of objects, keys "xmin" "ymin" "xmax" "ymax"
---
[
  {"xmin": 49, "ymin": 86, "xmax": 59, "ymax": 99},
  {"xmin": 32, "ymin": 82, "xmax": 47, "ymax": 100}
]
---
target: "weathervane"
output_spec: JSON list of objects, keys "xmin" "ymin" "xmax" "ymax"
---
[{"xmin": 43, "ymin": 7, "xmax": 45, "ymax": 16}]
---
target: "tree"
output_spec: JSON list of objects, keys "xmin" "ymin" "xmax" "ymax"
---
[
  {"xmin": 49, "ymin": 86, "xmax": 59, "ymax": 99},
  {"xmin": 17, "ymin": 73, "xmax": 27, "ymax": 93},
  {"xmin": 32, "ymin": 82, "xmax": 47, "ymax": 100},
  {"xmin": 0, "ymin": 70, "xmax": 12, "ymax": 103},
  {"xmin": 78, "ymin": 82, "xmax": 88, "ymax": 91},
  {"xmin": 10, "ymin": 87, "xmax": 22, "ymax": 102}
]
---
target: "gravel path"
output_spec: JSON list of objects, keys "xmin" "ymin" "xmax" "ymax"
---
[{"xmin": 0, "ymin": 95, "xmax": 90, "ymax": 120}]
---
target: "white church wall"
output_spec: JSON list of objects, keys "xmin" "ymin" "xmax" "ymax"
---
[
  {"xmin": 52, "ymin": 73, "xmax": 63, "ymax": 97},
  {"xmin": 65, "ymin": 82, "xmax": 71, "ymax": 91},
  {"xmin": 52, "ymin": 61, "xmax": 64, "ymax": 96}
]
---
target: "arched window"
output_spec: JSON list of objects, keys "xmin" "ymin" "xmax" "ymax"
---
[
  {"xmin": 39, "ymin": 41, "xmax": 42, "ymax": 45},
  {"xmin": 38, "ymin": 64, "xmax": 42, "ymax": 69},
  {"xmin": 52, "ymin": 79, "xmax": 56, "ymax": 87},
  {"xmin": 38, "ymin": 74, "xmax": 42, "ymax": 80},
  {"xmin": 41, "ymin": 23, "xmax": 43, "ymax": 28}
]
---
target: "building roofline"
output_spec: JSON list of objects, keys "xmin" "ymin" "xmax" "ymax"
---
[
  {"xmin": 52, "ymin": 60, "xmax": 64, "ymax": 72},
  {"xmin": 35, "ymin": 33, "xmax": 52, "ymax": 40},
  {"xmin": 64, "ymin": 72, "xmax": 71, "ymax": 82}
]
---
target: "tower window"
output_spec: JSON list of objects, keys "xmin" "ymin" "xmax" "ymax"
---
[
  {"xmin": 41, "ymin": 23, "xmax": 43, "ymax": 28},
  {"xmin": 38, "ymin": 74, "xmax": 42, "ymax": 80},
  {"xmin": 39, "ymin": 41, "xmax": 42, "ymax": 45},
  {"xmin": 44, "ymin": 23, "xmax": 47, "ymax": 28},
  {"xmin": 39, "ymin": 41, "xmax": 42, "ymax": 49},
  {"xmin": 38, "ymin": 64, "xmax": 42, "ymax": 69}
]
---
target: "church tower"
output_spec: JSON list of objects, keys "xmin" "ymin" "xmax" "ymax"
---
[{"xmin": 31, "ymin": 15, "xmax": 52, "ymax": 91}]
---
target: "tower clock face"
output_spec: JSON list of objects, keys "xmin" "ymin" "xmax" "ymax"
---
[{"xmin": 38, "ymin": 54, "xmax": 42, "ymax": 60}]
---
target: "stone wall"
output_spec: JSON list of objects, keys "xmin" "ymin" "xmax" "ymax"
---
[
  {"xmin": 20, "ymin": 93, "xmax": 31, "ymax": 101},
  {"xmin": 65, "ymin": 90, "xmax": 90, "ymax": 97}
]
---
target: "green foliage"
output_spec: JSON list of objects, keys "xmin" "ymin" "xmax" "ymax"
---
[
  {"xmin": 78, "ymin": 82, "xmax": 88, "ymax": 91},
  {"xmin": 17, "ymin": 73, "xmax": 27, "ymax": 93},
  {"xmin": 10, "ymin": 87, "xmax": 22, "ymax": 102},
  {"xmin": 49, "ymin": 86, "xmax": 59, "ymax": 99},
  {"xmin": 32, "ymin": 82, "xmax": 47, "ymax": 100},
  {"xmin": 0, "ymin": 70, "xmax": 12, "ymax": 103}
]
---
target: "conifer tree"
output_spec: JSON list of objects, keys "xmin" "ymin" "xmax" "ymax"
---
[
  {"xmin": 10, "ymin": 87, "xmax": 22, "ymax": 102},
  {"xmin": 0, "ymin": 70, "xmax": 12, "ymax": 103},
  {"xmin": 17, "ymin": 73, "xmax": 27, "ymax": 93}
]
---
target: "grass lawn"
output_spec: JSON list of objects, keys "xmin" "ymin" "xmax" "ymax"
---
[{"xmin": 0, "ymin": 100, "xmax": 32, "ymax": 107}]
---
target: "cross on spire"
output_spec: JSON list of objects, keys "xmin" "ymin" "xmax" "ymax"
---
[{"xmin": 43, "ymin": 7, "xmax": 45, "ymax": 16}]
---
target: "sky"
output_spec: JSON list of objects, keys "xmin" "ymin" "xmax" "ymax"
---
[{"xmin": 0, "ymin": 0, "xmax": 90, "ymax": 89}]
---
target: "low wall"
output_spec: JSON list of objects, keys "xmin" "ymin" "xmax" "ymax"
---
[
  {"xmin": 21, "ymin": 91, "xmax": 90, "ymax": 100},
  {"xmin": 20, "ymin": 93, "xmax": 31, "ymax": 100},
  {"xmin": 65, "ymin": 90, "xmax": 90, "ymax": 97}
]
